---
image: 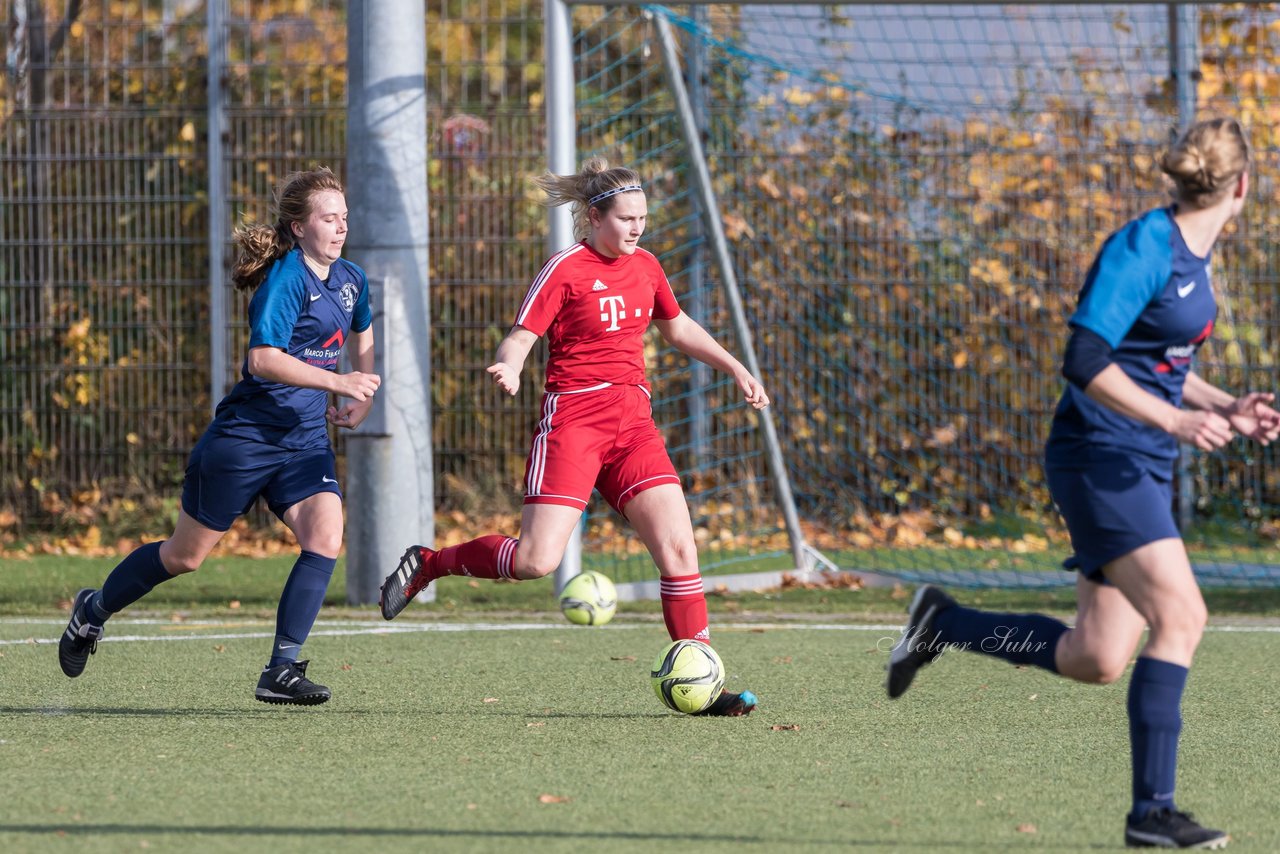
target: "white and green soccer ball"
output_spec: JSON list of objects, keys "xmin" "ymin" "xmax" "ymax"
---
[
  {"xmin": 650, "ymin": 639, "xmax": 725, "ymax": 714},
  {"xmin": 558, "ymin": 571, "xmax": 617, "ymax": 626}
]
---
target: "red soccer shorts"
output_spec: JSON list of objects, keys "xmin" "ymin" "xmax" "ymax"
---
[{"xmin": 523, "ymin": 383, "xmax": 681, "ymax": 514}]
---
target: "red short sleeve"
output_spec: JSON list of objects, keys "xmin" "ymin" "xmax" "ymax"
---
[{"xmin": 652, "ymin": 262, "xmax": 681, "ymax": 320}]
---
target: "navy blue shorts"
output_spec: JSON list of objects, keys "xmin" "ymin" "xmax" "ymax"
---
[
  {"xmin": 1046, "ymin": 454, "xmax": 1178, "ymax": 582},
  {"xmin": 181, "ymin": 432, "xmax": 341, "ymax": 531}
]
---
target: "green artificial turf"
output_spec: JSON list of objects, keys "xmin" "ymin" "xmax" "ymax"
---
[{"xmin": 0, "ymin": 612, "xmax": 1276, "ymax": 853}]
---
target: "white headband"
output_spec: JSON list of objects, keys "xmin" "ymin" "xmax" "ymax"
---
[{"xmin": 588, "ymin": 184, "xmax": 643, "ymax": 206}]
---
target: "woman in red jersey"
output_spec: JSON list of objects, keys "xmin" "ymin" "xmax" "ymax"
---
[{"xmin": 379, "ymin": 158, "xmax": 768, "ymax": 715}]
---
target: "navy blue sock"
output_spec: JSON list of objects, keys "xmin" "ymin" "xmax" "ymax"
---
[
  {"xmin": 933, "ymin": 605, "xmax": 1067, "ymax": 673},
  {"xmin": 268, "ymin": 550, "xmax": 337, "ymax": 668},
  {"xmin": 86, "ymin": 591, "xmax": 111, "ymax": 624},
  {"xmin": 94, "ymin": 541, "xmax": 175, "ymax": 622},
  {"xmin": 1128, "ymin": 657, "xmax": 1187, "ymax": 820}
]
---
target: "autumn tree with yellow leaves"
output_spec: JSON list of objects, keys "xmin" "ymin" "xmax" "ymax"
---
[{"xmin": 4, "ymin": 1, "xmax": 1280, "ymax": 560}]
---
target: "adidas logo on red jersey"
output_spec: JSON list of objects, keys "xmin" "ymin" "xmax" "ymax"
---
[{"xmin": 592, "ymin": 280, "xmax": 608, "ymax": 291}]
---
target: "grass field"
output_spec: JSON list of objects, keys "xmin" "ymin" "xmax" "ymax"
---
[
  {"xmin": 7, "ymin": 554, "xmax": 1280, "ymax": 618},
  {"xmin": 1, "ymin": 557, "xmax": 1277, "ymax": 853}
]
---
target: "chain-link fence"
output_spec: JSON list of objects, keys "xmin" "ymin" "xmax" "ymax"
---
[
  {"xmin": 5, "ymin": 2, "xmax": 1280, "ymax": 587},
  {"xmin": 1, "ymin": 0, "xmax": 551, "ymax": 537}
]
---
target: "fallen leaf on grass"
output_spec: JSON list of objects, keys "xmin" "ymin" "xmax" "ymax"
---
[
  {"xmin": 1017, "ymin": 823, "xmax": 1037, "ymax": 834},
  {"xmin": 341, "ymin": 663, "xmax": 353, "ymax": 671},
  {"xmin": 610, "ymin": 655, "xmax": 637, "ymax": 662},
  {"xmin": 229, "ymin": 600, "xmax": 241, "ymax": 609},
  {"xmin": 467, "ymin": 580, "xmax": 480, "ymax": 588},
  {"xmin": 779, "ymin": 572, "xmax": 865, "ymax": 591},
  {"xmin": 482, "ymin": 697, "xmax": 500, "ymax": 703},
  {"xmin": 538, "ymin": 794, "xmax": 570, "ymax": 804},
  {"xmin": 770, "ymin": 724, "xmax": 801, "ymax": 732},
  {"xmin": 526, "ymin": 722, "xmax": 545, "ymax": 728},
  {"xmin": 212, "ymin": 645, "xmax": 226, "ymax": 653}
]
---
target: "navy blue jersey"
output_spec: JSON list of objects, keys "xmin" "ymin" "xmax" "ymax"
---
[
  {"xmin": 1046, "ymin": 207, "xmax": 1216, "ymax": 472},
  {"xmin": 209, "ymin": 248, "xmax": 373, "ymax": 450}
]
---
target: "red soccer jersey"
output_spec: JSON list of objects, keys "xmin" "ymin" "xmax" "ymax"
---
[{"xmin": 515, "ymin": 241, "xmax": 681, "ymax": 391}]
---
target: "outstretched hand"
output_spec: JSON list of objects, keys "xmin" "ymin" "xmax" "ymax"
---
[
  {"xmin": 487, "ymin": 362, "xmax": 520, "ymax": 396},
  {"xmin": 737, "ymin": 373, "xmax": 770, "ymax": 410},
  {"xmin": 1224, "ymin": 391, "xmax": 1280, "ymax": 445}
]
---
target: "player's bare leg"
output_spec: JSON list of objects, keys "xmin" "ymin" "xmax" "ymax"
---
[
  {"xmin": 380, "ymin": 504, "xmax": 581, "ymax": 619},
  {"xmin": 627, "ymin": 484, "xmax": 757, "ymax": 716}
]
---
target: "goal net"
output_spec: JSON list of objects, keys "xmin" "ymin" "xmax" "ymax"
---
[{"xmin": 569, "ymin": 2, "xmax": 1280, "ymax": 588}]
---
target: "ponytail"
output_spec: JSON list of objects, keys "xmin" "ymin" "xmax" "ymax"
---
[
  {"xmin": 532, "ymin": 157, "xmax": 643, "ymax": 240},
  {"xmin": 229, "ymin": 166, "xmax": 345, "ymax": 291}
]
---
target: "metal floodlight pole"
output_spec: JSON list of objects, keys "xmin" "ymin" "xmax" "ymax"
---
[
  {"xmin": 652, "ymin": 12, "xmax": 810, "ymax": 574},
  {"xmin": 345, "ymin": 0, "xmax": 434, "ymax": 604},
  {"xmin": 547, "ymin": 0, "xmax": 583, "ymax": 594}
]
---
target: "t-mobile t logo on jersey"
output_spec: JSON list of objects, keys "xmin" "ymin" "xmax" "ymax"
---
[{"xmin": 599, "ymin": 295, "xmax": 627, "ymax": 331}]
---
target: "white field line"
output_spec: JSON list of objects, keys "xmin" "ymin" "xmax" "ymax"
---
[
  {"xmin": 0, "ymin": 621, "xmax": 903, "ymax": 646},
  {"xmin": 1, "ymin": 618, "xmax": 1278, "ymax": 647}
]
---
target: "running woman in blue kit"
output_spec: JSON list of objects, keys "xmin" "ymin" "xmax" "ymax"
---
[
  {"xmin": 886, "ymin": 118, "xmax": 1279, "ymax": 849},
  {"xmin": 58, "ymin": 167, "xmax": 380, "ymax": 705}
]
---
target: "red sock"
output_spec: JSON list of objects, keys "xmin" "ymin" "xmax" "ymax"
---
[
  {"xmin": 428, "ymin": 535, "xmax": 519, "ymax": 581},
  {"xmin": 660, "ymin": 573, "xmax": 710, "ymax": 642}
]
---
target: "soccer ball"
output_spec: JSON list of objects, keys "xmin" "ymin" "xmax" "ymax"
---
[
  {"xmin": 558, "ymin": 571, "xmax": 617, "ymax": 626},
  {"xmin": 650, "ymin": 639, "xmax": 725, "ymax": 714}
]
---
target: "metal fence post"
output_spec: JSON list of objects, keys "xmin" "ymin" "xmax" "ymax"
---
[
  {"xmin": 206, "ymin": 0, "xmax": 227, "ymax": 412},
  {"xmin": 547, "ymin": 0, "xmax": 582, "ymax": 594},
  {"xmin": 1171, "ymin": 2, "xmax": 1199, "ymax": 534}
]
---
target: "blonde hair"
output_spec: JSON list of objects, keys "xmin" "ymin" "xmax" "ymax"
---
[
  {"xmin": 1160, "ymin": 117, "xmax": 1250, "ymax": 209},
  {"xmin": 230, "ymin": 166, "xmax": 345, "ymax": 291},
  {"xmin": 531, "ymin": 157, "xmax": 643, "ymax": 240}
]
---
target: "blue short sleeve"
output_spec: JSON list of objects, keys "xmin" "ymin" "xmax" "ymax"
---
[
  {"xmin": 248, "ymin": 262, "xmax": 307, "ymax": 349},
  {"xmin": 352, "ymin": 271, "xmax": 372, "ymax": 334},
  {"xmin": 1069, "ymin": 213, "xmax": 1173, "ymax": 348}
]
